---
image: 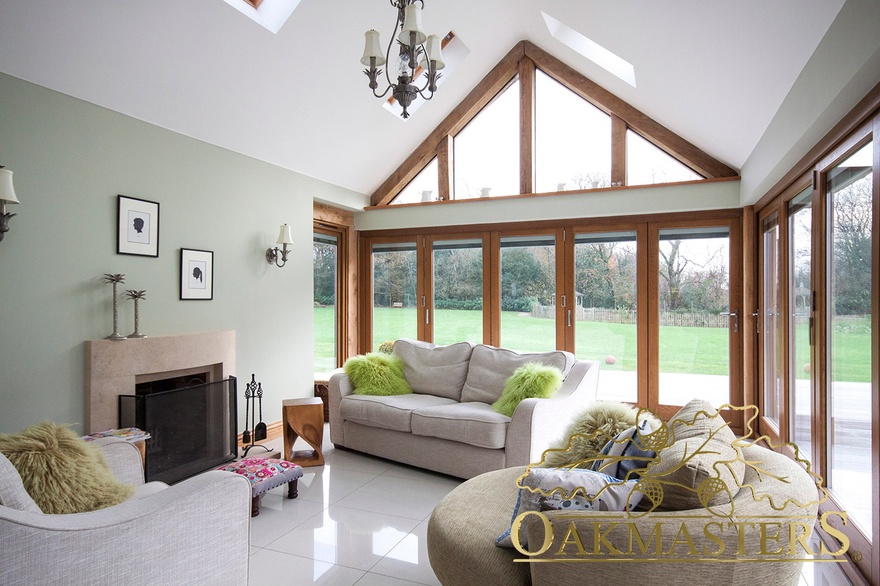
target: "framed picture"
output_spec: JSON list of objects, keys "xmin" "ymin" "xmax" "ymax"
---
[
  {"xmin": 180, "ymin": 248, "xmax": 214, "ymax": 300},
  {"xmin": 117, "ymin": 195, "xmax": 160, "ymax": 257}
]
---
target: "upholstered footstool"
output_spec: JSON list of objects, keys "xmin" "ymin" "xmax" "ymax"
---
[
  {"xmin": 217, "ymin": 458, "xmax": 303, "ymax": 517},
  {"xmin": 428, "ymin": 466, "xmax": 529, "ymax": 586}
]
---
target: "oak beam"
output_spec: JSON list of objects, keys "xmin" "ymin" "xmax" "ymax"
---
[
  {"xmin": 611, "ymin": 114, "xmax": 627, "ymax": 186},
  {"xmin": 437, "ymin": 135, "xmax": 453, "ymax": 201},
  {"xmin": 519, "ymin": 57, "xmax": 536, "ymax": 195}
]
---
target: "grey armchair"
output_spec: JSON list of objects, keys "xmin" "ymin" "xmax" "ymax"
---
[{"xmin": 0, "ymin": 437, "xmax": 251, "ymax": 585}]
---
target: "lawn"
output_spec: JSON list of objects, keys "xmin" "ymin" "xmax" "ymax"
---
[{"xmin": 314, "ymin": 307, "xmax": 872, "ymax": 381}]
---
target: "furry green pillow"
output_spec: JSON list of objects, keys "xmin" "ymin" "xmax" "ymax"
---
[
  {"xmin": 542, "ymin": 401, "xmax": 638, "ymax": 468},
  {"xmin": 344, "ymin": 352, "xmax": 413, "ymax": 396},
  {"xmin": 492, "ymin": 362, "xmax": 563, "ymax": 417},
  {"xmin": 0, "ymin": 421, "xmax": 135, "ymax": 514}
]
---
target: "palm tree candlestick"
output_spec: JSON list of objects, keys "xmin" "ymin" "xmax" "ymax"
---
[
  {"xmin": 125, "ymin": 289, "xmax": 147, "ymax": 338},
  {"xmin": 103, "ymin": 273, "xmax": 127, "ymax": 341}
]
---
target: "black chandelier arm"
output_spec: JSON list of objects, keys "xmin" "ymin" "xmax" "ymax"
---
[{"xmin": 370, "ymin": 83, "xmax": 395, "ymax": 100}]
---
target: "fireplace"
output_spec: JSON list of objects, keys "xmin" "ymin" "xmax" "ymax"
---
[
  {"xmin": 119, "ymin": 377, "xmax": 238, "ymax": 484},
  {"xmin": 84, "ymin": 331, "xmax": 237, "ymax": 483}
]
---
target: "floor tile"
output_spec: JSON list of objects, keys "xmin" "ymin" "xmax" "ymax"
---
[
  {"xmin": 369, "ymin": 521, "xmax": 441, "ymax": 586},
  {"xmin": 334, "ymin": 474, "xmax": 458, "ymax": 521},
  {"xmin": 249, "ymin": 496, "xmax": 327, "ymax": 548},
  {"xmin": 265, "ymin": 505, "xmax": 419, "ymax": 571},
  {"xmin": 355, "ymin": 573, "xmax": 430, "ymax": 586},
  {"xmin": 323, "ymin": 449, "xmax": 397, "ymax": 475},
  {"xmin": 280, "ymin": 465, "xmax": 380, "ymax": 506},
  {"xmin": 248, "ymin": 548, "xmax": 365, "ymax": 585}
]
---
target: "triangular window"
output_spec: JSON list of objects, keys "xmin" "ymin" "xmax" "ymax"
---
[
  {"xmin": 627, "ymin": 130, "xmax": 701, "ymax": 186},
  {"xmin": 453, "ymin": 78, "xmax": 521, "ymax": 199},
  {"xmin": 391, "ymin": 158, "xmax": 439, "ymax": 205},
  {"xmin": 535, "ymin": 70, "xmax": 611, "ymax": 192}
]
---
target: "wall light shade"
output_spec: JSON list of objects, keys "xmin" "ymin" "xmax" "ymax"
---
[
  {"xmin": 0, "ymin": 168, "xmax": 18, "ymax": 204},
  {"xmin": 0, "ymin": 166, "xmax": 19, "ymax": 244},
  {"xmin": 276, "ymin": 223, "xmax": 294, "ymax": 245},
  {"xmin": 266, "ymin": 223, "xmax": 293, "ymax": 268}
]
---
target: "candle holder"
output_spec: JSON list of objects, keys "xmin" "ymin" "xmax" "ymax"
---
[
  {"xmin": 125, "ymin": 289, "xmax": 147, "ymax": 338},
  {"xmin": 103, "ymin": 274, "xmax": 127, "ymax": 341}
]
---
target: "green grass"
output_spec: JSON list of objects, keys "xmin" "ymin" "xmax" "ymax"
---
[{"xmin": 314, "ymin": 307, "xmax": 871, "ymax": 381}]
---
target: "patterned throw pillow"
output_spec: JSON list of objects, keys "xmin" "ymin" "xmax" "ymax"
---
[{"xmin": 495, "ymin": 467, "xmax": 643, "ymax": 548}]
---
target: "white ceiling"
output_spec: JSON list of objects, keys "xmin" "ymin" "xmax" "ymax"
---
[{"xmin": 0, "ymin": 0, "xmax": 846, "ymax": 199}]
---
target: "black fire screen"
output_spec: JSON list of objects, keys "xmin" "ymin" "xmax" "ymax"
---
[{"xmin": 119, "ymin": 376, "xmax": 237, "ymax": 484}]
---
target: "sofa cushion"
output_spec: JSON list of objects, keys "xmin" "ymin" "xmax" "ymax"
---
[
  {"xmin": 644, "ymin": 398, "xmax": 745, "ymax": 511},
  {"xmin": 411, "ymin": 402, "xmax": 510, "ymax": 449},
  {"xmin": 491, "ymin": 362, "xmax": 563, "ymax": 417},
  {"xmin": 460, "ymin": 345, "xmax": 575, "ymax": 404},
  {"xmin": 340, "ymin": 394, "xmax": 458, "ymax": 433},
  {"xmin": 393, "ymin": 339, "xmax": 474, "ymax": 401},
  {"xmin": 344, "ymin": 353, "xmax": 413, "ymax": 396}
]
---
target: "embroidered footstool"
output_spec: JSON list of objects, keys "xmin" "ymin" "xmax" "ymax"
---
[{"xmin": 217, "ymin": 458, "xmax": 303, "ymax": 517}]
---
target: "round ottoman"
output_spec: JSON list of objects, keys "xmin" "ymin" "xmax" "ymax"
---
[
  {"xmin": 427, "ymin": 466, "xmax": 529, "ymax": 586},
  {"xmin": 217, "ymin": 458, "xmax": 303, "ymax": 516}
]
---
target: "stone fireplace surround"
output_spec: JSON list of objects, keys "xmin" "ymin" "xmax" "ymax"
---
[{"xmin": 84, "ymin": 330, "xmax": 235, "ymax": 434}]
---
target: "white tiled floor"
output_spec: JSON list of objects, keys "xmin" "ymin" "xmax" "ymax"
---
[
  {"xmin": 249, "ymin": 424, "xmax": 854, "ymax": 585},
  {"xmin": 247, "ymin": 427, "xmax": 458, "ymax": 585}
]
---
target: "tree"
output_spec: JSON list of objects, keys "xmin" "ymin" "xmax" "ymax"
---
[{"xmin": 831, "ymin": 178, "xmax": 872, "ymax": 315}]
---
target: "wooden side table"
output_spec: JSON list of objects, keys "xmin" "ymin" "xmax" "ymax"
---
[{"xmin": 282, "ymin": 397, "xmax": 325, "ymax": 466}]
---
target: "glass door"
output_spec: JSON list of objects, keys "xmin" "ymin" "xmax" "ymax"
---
[
  {"xmin": 313, "ymin": 232, "xmax": 338, "ymax": 371},
  {"xmin": 788, "ymin": 187, "xmax": 813, "ymax": 459},
  {"xmin": 371, "ymin": 241, "xmax": 418, "ymax": 350},
  {"xmin": 760, "ymin": 214, "xmax": 783, "ymax": 433},
  {"xmin": 499, "ymin": 234, "xmax": 558, "ymax": 352},
  {"xmin": 825, "ymin": 140, "xmax": 873, "ymax": 541},
  {"xmin": 430, "ymin": 238, "xmax": 485, "ymax": 345},
  {"xmin": 651, "ymin": 223, "xmax": 741, "ymax": 420},
  {"xmin": 573, "ymin": 231, "xmax": 639, "ymax": 402}
]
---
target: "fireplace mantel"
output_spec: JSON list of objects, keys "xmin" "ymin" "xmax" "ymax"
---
[{"xmin": 84, "ymin": 330, "xmax": 235, "ymax": 433}]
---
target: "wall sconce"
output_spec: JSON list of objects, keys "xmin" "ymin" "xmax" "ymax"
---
[
  {"xmin": 0, "ymin": 166, "xmax": 19, "ymax": 244},
  {"xmin": 266, "ymin": 223, "xmax": 294, "ymax": 268}
]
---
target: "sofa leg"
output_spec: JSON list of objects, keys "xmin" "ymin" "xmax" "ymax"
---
[{"xmin": 287, "ymin": 479, "xmax": 298, "ymax": 499}]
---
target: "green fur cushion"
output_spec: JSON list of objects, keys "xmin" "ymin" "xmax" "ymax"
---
[
  {"xmin": 0, "ymin": 421, "xmax": 135, "ymax": 514},
  {"xmin": 344, "ymin": 352, "xmax": 413, "ymax": 396},
  {"xmin": 492, "ymin": 362, "xmax": 563, "ymax": 417},
  {"xmin": 542, "ymin": 401, "xmax": 638, "ymax": 468}
]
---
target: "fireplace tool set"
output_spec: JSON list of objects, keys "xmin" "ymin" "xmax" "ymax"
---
[{"xmin": 241, "ymin": 373, "xmax": 271, "ymax": 457}]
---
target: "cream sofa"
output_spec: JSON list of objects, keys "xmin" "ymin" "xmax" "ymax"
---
[
  {"xmin": 0, "ymin": 437, "xmax": 251, "ymax": 585},
  {"xmin": 329, "ymin": 339, "xmax": 600, "ymax": 479},
  {"xmin": 427, "ymin": 399, "xmax": 823, "ymax": 586}
]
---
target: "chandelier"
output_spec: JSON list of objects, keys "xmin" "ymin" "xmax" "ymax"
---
[{"xmin": 360, "ymin": 0, "xmax": 445, "ymax": 119}]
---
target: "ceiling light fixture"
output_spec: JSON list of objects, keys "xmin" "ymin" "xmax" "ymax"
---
[{"xmin": 361, "ymin": 0, "xmax": 445, "ymax": 119}]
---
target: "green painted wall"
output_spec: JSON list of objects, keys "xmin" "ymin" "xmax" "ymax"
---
[{"xmin": 0, "ymin": 73, "xmax": 361, "ymax": 434}]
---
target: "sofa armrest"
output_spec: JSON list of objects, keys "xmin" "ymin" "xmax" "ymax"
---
[
  {"xmin": 0, "ymin": 470, "xmax": 251, "ymax": 585},
  {"xmin": 93, "ymin": 437, "xmax": 145, "ymax": 486},
  {"xmin": 505, "ymin": 359, "xmax": 599, "ymax": 466},
  {"xmin": 329, "ymin": 372, "xmax": 354, "ymax": 446}
]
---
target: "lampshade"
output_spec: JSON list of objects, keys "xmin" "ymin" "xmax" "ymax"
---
[
  {"xmin": 276, "ymin": 224, "xmax": 294, "ymax": 245},
  {"xmin": 398, "ymin": 4, "xmax": 426, "ymax": 46},
  {"xmin": 360, "ymin": 29, "xmax": 386, "ymax": 67},
  {"xmin": 419, "ymin": 34, "xmax": 445, "ymax": 70},
  {"xmin": 0, "ymin": 168, "xmax": 18, "ymax": 204}
]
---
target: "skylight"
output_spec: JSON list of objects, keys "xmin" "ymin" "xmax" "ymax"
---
[
  {"xmin": 221, "ymin": 0, "xmax": 300, "ymax": 34},
  {"xmin": 542, "ymin": 12, "xmax": 636, "ymax": 87}
]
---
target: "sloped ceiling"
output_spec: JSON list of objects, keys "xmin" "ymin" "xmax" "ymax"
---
[{"xmin": 0, "ymin": 0, "xmax": 848, "ymax": 201}]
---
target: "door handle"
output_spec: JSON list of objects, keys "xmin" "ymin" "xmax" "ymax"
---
[{"xmin": 719, "ymin": 310, "xmax": 738, "ymax": 333}]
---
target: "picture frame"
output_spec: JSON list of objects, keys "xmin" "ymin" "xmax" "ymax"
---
[
  {"xmin": 117, "ymin": 195, "xmax": 160, "ymax": 257},
  {"xmin": 180, "ymin": 248, "xmax": 214, "ymax": 300}
]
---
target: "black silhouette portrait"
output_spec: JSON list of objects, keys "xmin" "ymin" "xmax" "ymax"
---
[
  {"xmin": 132, "ymin": 217, "xmax": 145, "ymax": 234},
  {"xmin": 192, "ymin": 267, "xmax": 203, "ymax": 283}
]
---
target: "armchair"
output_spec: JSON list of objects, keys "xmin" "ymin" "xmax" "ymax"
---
[{"xmin": 1, "ymin": 437, "xmax": 251, "ymax": 585}]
